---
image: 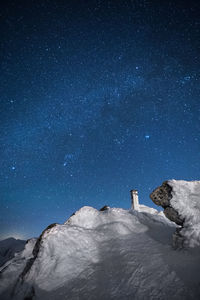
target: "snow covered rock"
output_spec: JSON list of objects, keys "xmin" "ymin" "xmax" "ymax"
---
[
  {"xmin": 150, "ymin": 180, "xmax": 200, "ymax": 248},
  {"xmin": 1, "ymin": 205, "xmax": 200, "ymax": 299}
]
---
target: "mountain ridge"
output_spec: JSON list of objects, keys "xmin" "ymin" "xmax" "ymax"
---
[{"xmin": 0, "ymin": 180, "xmax": 200, "ymax": 299}]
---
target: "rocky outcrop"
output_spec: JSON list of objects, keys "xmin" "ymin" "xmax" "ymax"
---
[
  {"xmin": 11, "ymin": 223, "xmax": 58, "ymax": 299},
  {"xmin": 150, "ymin": 181, "xmax": 184, "ymax": 248},
  {"xmin": 20, "ymin": 223, "xmax": 57, "ymax": 280},
  {"xmin": 150, "ymin": 181, "xmax": 172, "ymax": 208},
  {"xmin": 99, "ymin": 205, "xmax": 110, "ymax": 211}
]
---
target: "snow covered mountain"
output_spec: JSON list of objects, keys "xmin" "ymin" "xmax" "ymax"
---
[
  {"xmin": 151, "ymin": 180, "xmax": 200, "ymax": 248},
  {"xmin": 0, "ymin": 238, "xmax": 26, "ymax": 268},
  {"xmin": 0, "ymin": 180, "xmax": 200, "ymax": 300}
]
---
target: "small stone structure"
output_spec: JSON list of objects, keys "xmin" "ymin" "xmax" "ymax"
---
[{"xmin": 130, "ymin": 190, "xmax": 139, "ymax": 210}]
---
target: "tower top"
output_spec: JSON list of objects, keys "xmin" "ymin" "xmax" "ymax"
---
[{"xmin": 130, "ymin": 189, "xmax": 138, "ymax": 193}]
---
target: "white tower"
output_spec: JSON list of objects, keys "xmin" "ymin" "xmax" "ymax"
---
[{"xmin": 130, "ymin": 190, "xmax": 139, "ymax": 210}]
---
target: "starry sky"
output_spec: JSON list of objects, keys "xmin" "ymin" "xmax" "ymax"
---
[{"xmin": 1, "ymin": 0, "xmax": 200, "ymax": 240}]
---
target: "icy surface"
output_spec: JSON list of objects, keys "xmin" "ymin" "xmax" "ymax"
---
[
  {"xmin": 168, "ymin": 180, "xmax": 200, "ymax": 247},
  {"xmin": 0, "ymin": 206, "xmax": 200, "ymax": 300}
]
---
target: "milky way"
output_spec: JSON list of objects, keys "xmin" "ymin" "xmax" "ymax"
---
[{"xmin": 1, "ymin": 0, "xmax": 200, "ymax": 239}]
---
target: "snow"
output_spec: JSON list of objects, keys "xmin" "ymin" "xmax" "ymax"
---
[
  {"xmin": 136, "ymin": 203, "xmax": 165, "ymax": 216},
  {"xmin": 0, "ymin": 204, "xmax": 200, "ymax": 300},
  {"xmin": 168, "ymin": 180, "xmax": 200, "ymax": 247}
]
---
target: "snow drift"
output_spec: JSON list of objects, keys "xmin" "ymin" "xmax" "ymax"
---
[{"xmin": 0, "ymin": 180, "xmax": 200, "ymax": 300}]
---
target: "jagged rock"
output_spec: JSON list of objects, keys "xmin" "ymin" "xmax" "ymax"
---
[
  {"xmin": 150, "ymin": 181, "xmax": 184, "ymax": 226},
  {"xmin": 164, "ymin": 207, "xmax": 183, "ymax": 226},
  {"xmin": 150, "ymin": 181, "xmax": 185, "ymax": 248},
  {"xmin": 99, "ymin": 205, "xmax": 110, "ymax": 211},
  {"xmin": 150, "ymin": 181, "xmax": 172, "ymax": 208}
]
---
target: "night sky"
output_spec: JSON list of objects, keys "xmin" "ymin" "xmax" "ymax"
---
[{"xmin": 1, "ymin": 0, "xmax": 200, "ymax": 240}]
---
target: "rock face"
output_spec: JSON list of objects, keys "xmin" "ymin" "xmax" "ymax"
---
[
  {"xmin": 150, "ymin": 181, "xmax": 172, "ymax": 208},
  {"xmin": 150, "ymin": 181, "xmax": 184, "ymax": 248},
  {"xmin": 99, "ymin": 205, "xmax": 110, "ymax": 211}
]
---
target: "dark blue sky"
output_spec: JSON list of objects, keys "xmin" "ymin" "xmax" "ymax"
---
[{"xmin": 1, "ymin": 0, "xmax": 200, "ymax": 240}]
